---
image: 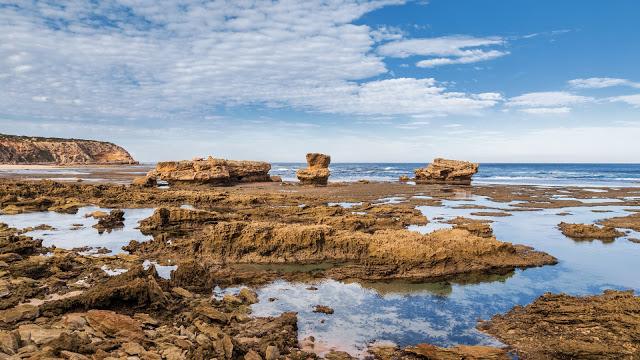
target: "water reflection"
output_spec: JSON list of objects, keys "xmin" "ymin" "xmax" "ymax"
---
[
  {"xmin": 0, "ymin": 206, "xmax": 154, "ymax": 254},
  {"xmin": 247, "ymin": 195, "xmax": 640, "ymax": 356}
]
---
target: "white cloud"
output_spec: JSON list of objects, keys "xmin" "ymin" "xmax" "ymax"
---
[
  {"xmin": 0, "ymin": 0, "xmax": 502, "ymax": 122},
  {"xmin": 568, "ymin": 77, "xmax": 640, "ymax": 89},
  {"xmin": 610, "ymin": 94, "xmax": 640, "ymax": 107},
  {"xmin": 378, "ymin": 35, "xmax": 508, "ymax": 68},
  {"xmin": 519, "ymin": 107, "xmax": 571, "ymax": 115},
  {"xmin": 417, "ymin": 50, "xmax": 507, "ymax": 68},
  {"xmin": 505, "ymin": 91, "xmax": 592, "ymax": 114},
  {"xmin": 506, "ymin": 91, "xmax": 591, "ymax": 111}
]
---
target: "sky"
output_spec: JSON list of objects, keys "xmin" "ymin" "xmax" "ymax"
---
[{"xmin": 1, "ymin": 0, "xmax": 639, "ymax": 163}]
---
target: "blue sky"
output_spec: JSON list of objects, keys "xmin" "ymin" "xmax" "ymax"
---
[{"xmin": 1, "ymin": 0, "xmax": 639, "ymax": 162}]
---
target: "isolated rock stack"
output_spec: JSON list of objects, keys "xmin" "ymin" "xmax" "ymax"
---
[
  {"xmin": 134, "ymin": 156, "xmax": 271, "ymax": 186},
  {"xmin": 296, "ymin": 153, "xmax": 331, "ymax": 185},
  {"xmin": 414, "ymin": 158, "xmax": 478, "ymax": 185}
]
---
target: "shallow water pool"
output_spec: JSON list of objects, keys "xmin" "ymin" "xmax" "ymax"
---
[
  {"xmin": 244, "ymin": 195, "xmax": 640, "ymax": 356},
  {"xmin": 0, "ymin": 206, "xmax": 154, "ymax": 254}
]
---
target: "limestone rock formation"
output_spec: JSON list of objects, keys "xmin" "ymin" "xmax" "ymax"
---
[
  {"xmin": 296, "ymin": 153, "xmax": 331, "ymax": 185},
  {"xmin": 142, "ymin": 156, "xmax": 272, "ymax": 186},
  {"xmin": 558, "ymin": 222, "xmax": 624, "ymax": 242},
  {"xmin": 0, "ymin": 134, "xmax": 137, "ymax": 165},
  {"xmin": 414, "ymin": 158, "xmax": 478, "ymax": 185},
  {"xmin": 479, "ymin": 290, "xmax": 640, "ymax": 359}
]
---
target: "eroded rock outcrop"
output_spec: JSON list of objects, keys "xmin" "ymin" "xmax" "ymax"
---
[
  {"xmin": 414, "ymin": 158, "xmax": 478, "ymax": 185},
  {"xmin": 369, "ymin": 343, "xmax": 509, "ymax": 360},
  {"xmin": 129, "ymin": 213, "xmax": 557, "ymax": 282},
  {"xmin": 138, "ymin": 156, "xmax": 272, "ymax": 186},
  {"xmin": 558, "ymin": 222, "xmax": 624, "ymax": 242},
  {"xmin": 478, "ymin": 290, "xmax": 640, "ymax": 359},
  {"xmin": 0, "ymin": 134, "xmax": 137, "ymax": 165},
  {"xmin": 296, "ymin": 153, "xmax": 331, "ymax": 185}
]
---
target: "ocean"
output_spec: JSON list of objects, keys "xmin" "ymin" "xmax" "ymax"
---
[
  {"xmin": 270, "ymin": 163, "xmax": 640, "ymax": 187},
  {"xmin": 2, "ymin": 163, "xmax": 640, "ymax": 187}
]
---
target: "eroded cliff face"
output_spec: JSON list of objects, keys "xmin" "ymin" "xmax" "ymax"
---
[{"xmin": 0, "ymin": 134, "xmax": 137, "ymax": 165}]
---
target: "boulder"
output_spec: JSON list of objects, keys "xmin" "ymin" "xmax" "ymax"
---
[
  {"xmin": 92, "ymin": 209, "xmax": 125, "ymax": 233},
  {"xmin": 414, "ymin": 158, "xmax": 478, "ymax": 185},
  {"xmin": 0, "ymin": 304, "xmax": 39, "ymax": 324},
  {"xmin": 145, "ymin": 156, "xmax": 271, "ymax": 186},
  {"xmin": 296, "ymin": 153, "xmax": 331, "ymax": 185},
  {"xmin": 132, "ymin": 176, "xmax": 156, "ymax": 187},
  {"xmin": 85, "ymin": 310, "xmax": 144, "ymax": 340}
]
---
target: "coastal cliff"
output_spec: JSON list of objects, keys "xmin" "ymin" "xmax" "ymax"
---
[{"xmin": 0, "ymin": 134, "xmax": 137, "ymax": 165}]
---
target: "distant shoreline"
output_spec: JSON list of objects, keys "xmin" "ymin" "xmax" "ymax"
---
[{"xmin": 0, "ymin": 164, "xmax": 148, "ymax": 169}]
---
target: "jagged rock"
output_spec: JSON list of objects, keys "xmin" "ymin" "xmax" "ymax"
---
[
  {"xmin": 265, "ymin": 345, "xmax": 279, "ymax": 360},
  {"xmin": 479, "ymin": 290, "xmax": 640, "ymax": 359},
  {"xmin": 0, "ymin": 304, "xmax": 39, "ymax": 324},
  {"xmin": 132, "ymin": 176, "xmax": 157, "ymax": 187},
  {"xmin": 313, "ymin": 305, "xmax": 334, "ymax": 314},
  {"xmin": 85, "ymin": 211, "xmax": 108, "ymax": 219},
  {"xmin": 245, "ymin": 349, "xmax": 263, "ymax": 360},
  {"xmin": 414, "ymin": 158, "xmax": 479, "ymax": 185},
  {"xmin": 145, "ymin": 156, "xmax": 271, "ymax": 186},
  {"xmin": 92, "ymin": 209, "xmax": 125, "ymax": 233},
  {"xmin": 122, "ymin": 341, "xmax": 145, "ymax": 355},
  {"xmin": 448, "ymin": 217, "xmax": 493, "ymax": 238},
  {"xmin": 558, "ymin": 222, "xmax": 623, "ymax": 242},
  {"xmin": 171, "ymin": 287, "xmax": 193, "ymax": 299},
  {"xmin": 0, "ymin": 133, "xmax": 137, "ymax": 165},
  {"xmin": 139, "ymin": 207, "xmax": 220, "ymax": 234},
  {"xmin": 238, "ymin": 288, "xmax": 258, "ymax": 304},
  {"xmin": 296, "ymin": 153, "xmax": 331, "ymax": 186},
  {"xmin": 403, "ymin": 343, "xmax": 509, "ymax": 359},
  {"xmin": 40, "ymin": 266, "xmax": 167, "ymax": 314},
  {"xmin": 17, "ymin": 324, "xmax": 64, "ymax": 345},
  {"xmin": 197, "ymin": 305, "xmax": 228, "ymax": 324},
  {"xmin": 85, "ymin": 310, "xmax": 144, "ymax": 340},
  {"xmin": 0, "ymin": 330, "xmax": 19, "ymax": 354}
]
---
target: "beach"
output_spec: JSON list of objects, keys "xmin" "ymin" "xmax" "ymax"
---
[{"xmin": 0, "ymin": 169, "xmax": 639, "ymax": 358}]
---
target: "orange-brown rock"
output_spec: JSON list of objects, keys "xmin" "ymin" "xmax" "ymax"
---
[
  {"xmin": 296, "ymin": 153, "xmax": 331, "ymax": 186},
  {"xmin": 0, "ymin": 134, "xmax": 136, "ymax": 165},
  {"xmin": 145, "ymin": 156, "xmax": 271, "ymax": 185},
  {"xmin": 558, "ymin": 222, "xmax": 623, "ymax": 241},
  {"xmin": 130, "ymin": 218, "xmax": 556, "ymax": 282},
  {"xmin": 403, "ymin": 343, "xmax": 509, "ymax": 359},
  {"xmin": 478, "ymin": 290, "xmax": 640, "ymax": 359},
  {"xmin": 599, "ymin": 212, "xmax": 640, "ymax": 231},
  {"xmin": 414, "ymin": 158, "xmax": 478, "ymax": 185}
]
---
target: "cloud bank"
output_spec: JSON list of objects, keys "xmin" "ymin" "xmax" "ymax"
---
[{"xmin": 0, "ymin": 0, "xmax": 506, "ymax": 123}]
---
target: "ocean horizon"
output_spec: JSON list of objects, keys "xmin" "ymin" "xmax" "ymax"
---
[{"xmin": 268, "ymin": 162, "xmax": 640, "ymax": 187}]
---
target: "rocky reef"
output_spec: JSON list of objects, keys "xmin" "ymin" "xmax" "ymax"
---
[
  {"xmin": 479, "ymin": 290, "xmax": 640, "ymax": 359},
  {"xmin": 558, "ymin": 222, "xmax": 624, "ymax": 242},
  {"xmin": 130, "ymin": 206, "xmax": 556, "ymax": 282},
  {"xmin": 0, "ymin": 134, "xmax": 137, "ymax": 165},
  {"xmin": 414, "ymin": 158, "xmax": 478, "ymax": 185},
  {"xmin": 137, "ymin": 156, "xmax": 272, "ymax": 186},
  {"xmin": 296, "ymin": 153, "xmax": 331, "ymax": 186}
]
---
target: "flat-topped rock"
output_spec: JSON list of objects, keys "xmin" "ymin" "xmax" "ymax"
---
[
  {"xmin": 296, "ymin": 153, "xmax": 331, "ymax": 186},
  {"xmin": 139, "ymin": 156, "xmax": 271, "ymax": 186},
  {"xmin": 414, "ymin": 158, "xmax": 478, "ymax": 185}
]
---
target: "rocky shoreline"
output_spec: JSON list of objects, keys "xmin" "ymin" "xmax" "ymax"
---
[{"xmin": 0, "ymin": 178, "xmax": 639, "ymax": 359}]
